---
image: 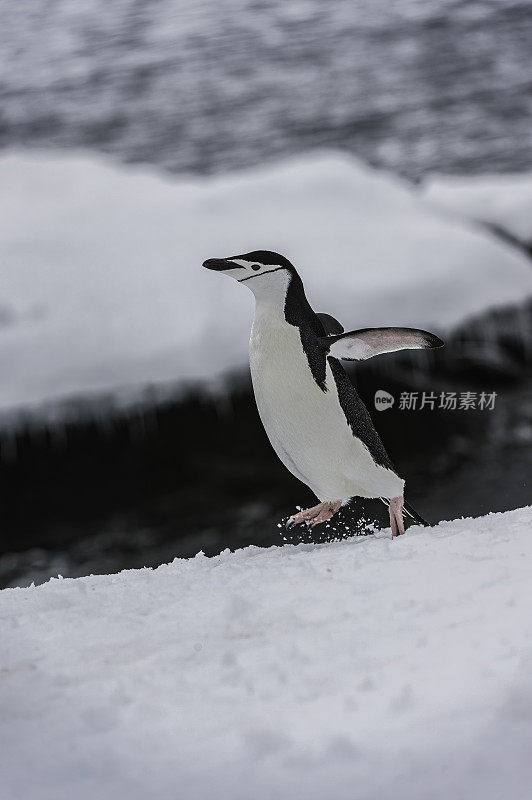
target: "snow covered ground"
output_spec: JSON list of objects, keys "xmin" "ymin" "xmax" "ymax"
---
[
  {"xmin": 423, "ymin": 172, "xmax": 532, "ymax": 246},
  {"xmin": 2, "ymin": 506, "xmax": 532, "ymax": 800},
  {"xmin": 2, "ymin": 150, "xmax": 532, "ymax": 424}
]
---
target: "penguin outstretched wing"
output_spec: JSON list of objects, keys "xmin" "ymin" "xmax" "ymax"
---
[
  {"xmin": 316, "ymin": 313, "xmax": 344, "ymax": 336},
  {"xmin": 321, "ymin": 327, "xmax": 444, "ymax": 362}
]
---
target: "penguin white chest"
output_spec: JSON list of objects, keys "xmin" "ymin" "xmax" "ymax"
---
[
  {"xmin": 249, "ymin": 308, "xmax": 400, "ymax": 502},
  {"xmin": 249, "ymin": 312, "xmax": 325, "ymax": 455}
]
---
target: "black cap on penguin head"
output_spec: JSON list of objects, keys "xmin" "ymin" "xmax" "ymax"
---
[{"xmin": 229, "ymin": 251, "xmax": 295, "ymax": 270}]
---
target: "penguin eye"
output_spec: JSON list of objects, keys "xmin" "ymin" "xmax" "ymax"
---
[{"xmin": 251, "ymin": 264, "xmax": 261, "ymax": 271}]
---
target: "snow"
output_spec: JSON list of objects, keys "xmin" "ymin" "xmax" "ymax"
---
[
  {"xmin": 423, "ymin": 172, "xmax": 532, "ymax": 245},
  {"xmin": 2, "ymin": 506, "xmax": 532, "ymax": 800},
  {"xmin": 1, "ymin": 149, "xmax": 532, "ymax": 423}
]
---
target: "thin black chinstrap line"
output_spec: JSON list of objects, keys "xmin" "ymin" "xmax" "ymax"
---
[{"xmin": 238, "ymin": 267, "xmax": 288, "ymax": 282}]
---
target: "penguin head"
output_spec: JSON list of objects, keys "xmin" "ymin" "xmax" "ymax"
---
[{"xmin": 202, "ymin": 250, "xmax": 296, "ymax": 297}]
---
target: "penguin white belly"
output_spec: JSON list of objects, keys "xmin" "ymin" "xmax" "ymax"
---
[{"xmin": 249, "ymin": 312, "xmax": 403, "ymax": 502}]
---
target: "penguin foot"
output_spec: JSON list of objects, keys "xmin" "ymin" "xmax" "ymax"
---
[
  {"xmin": 389, "ymin": 496, "xmax": 405, "ymax": 537},
  {"xmin": 287, "ymin": 500, "xmax": 342, "ymax": 529}
]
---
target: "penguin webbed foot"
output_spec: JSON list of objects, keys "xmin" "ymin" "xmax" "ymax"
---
[
  {"xmin": 287, "ymin": 500, "xmax": 342, "ymax": 529},
  {"xmin": 389, "ymin": 496, "xmax": 406, "ymax": 538}
]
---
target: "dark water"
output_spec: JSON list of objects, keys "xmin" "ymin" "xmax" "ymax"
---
[{"xmin": 1, "ymin": 0, "xmax": 532, "ymax": 178}]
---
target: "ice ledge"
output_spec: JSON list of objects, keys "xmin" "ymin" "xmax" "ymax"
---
[{"xmin": 1, "ymin": 149, "xmax": 532, "ymax": 425}]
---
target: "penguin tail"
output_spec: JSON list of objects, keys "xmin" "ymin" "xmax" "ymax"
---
[{"xmin": 403, "ymin": 501, "xmax": 429, "ymax": 527}]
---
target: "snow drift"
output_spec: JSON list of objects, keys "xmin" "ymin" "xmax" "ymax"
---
[
  {"xmin": 1, "ymin": 150, "xmax": 532, "ymax": 423},
  {"xmin": 1, "ymin": 506, "xmax": 532, "ymax": 800}
]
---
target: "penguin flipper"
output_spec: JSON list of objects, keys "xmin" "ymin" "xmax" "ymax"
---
[
  {"xmin": 316, "ymin": 313, "xmax": 344, "ymax": 336},
  {"xmin": 322, "ymin": 327, "xmax": 444, "ymax": 362}
]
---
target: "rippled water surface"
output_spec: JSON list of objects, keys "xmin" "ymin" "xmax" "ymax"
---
[{"xmin": 1, "ymin": 0, "xmax": 532, "ymax": 177}]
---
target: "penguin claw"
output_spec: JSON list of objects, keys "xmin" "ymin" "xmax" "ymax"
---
[{"xmin": 286, "ymin": 500, "xmax": 342, "ymax": 529}]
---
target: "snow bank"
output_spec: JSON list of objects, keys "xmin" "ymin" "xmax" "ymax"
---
[
  {"xmin": 2, "ymin": 506, "xmax": 532, "ymax": 800},
  {"xmin": 2, "ymin": 150, "xmax": 532, "ymax": 421},
  {"xmin": 423, "ymin": 172, "xmax": 532, "ymax": 245}
]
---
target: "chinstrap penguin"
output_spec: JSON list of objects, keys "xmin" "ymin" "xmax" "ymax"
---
[{"xmin": 203, "ymin": 251, "xmax": 444, "ymax": 536}]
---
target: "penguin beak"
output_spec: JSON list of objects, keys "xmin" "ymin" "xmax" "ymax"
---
[{"xmin": 202, "ymin": 258, "xmax": 239, "ymax": 271}]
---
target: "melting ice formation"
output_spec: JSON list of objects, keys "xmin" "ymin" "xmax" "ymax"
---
[
  {"xmin": 1, "ymin": 149, "xmax": 531, "ymax": 425},
  {"xmin": 422, "ymin": 172, "xmax": 532, "ymax": 248}
]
